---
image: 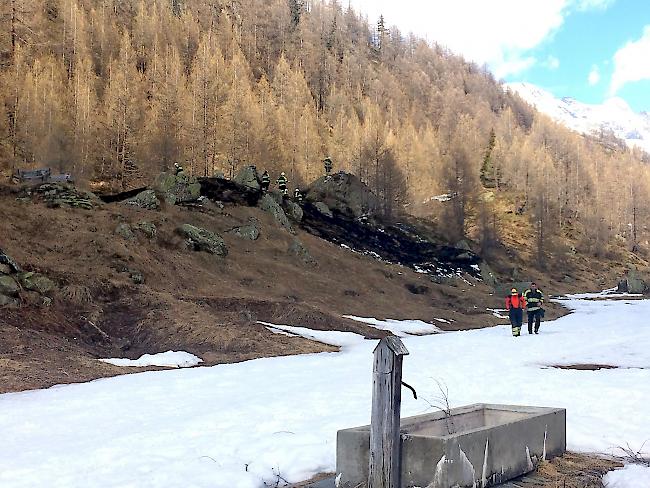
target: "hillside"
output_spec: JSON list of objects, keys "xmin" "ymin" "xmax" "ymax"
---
[
  {"xmin": 0, "ymin": 0, "xmax": 649, "ymax": 394},
  {"xmin": 0, "ymin": 0, "xmax": 649, "ymax": 260}
]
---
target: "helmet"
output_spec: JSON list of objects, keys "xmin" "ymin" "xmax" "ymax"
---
[
  {"xmin": 281, "ymin": 172, "xmax": 286, "ymax": 176},
  {"xmin": 511, "ymin": 288, "xmax": 518, "ymax": 294}
]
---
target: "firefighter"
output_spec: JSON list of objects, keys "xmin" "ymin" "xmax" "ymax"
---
[
  {"xmin": 524, "ymin": 282, "xmax": 545, "ymax": 334},
  {"xmin": 277, "ymin": 172, "xmax": 288, "ymax": 196},
  {"xmin": 173, "ymin": 162, "xmax": 184, "ymax": 175},
  {"xmin": 323, "ymin": 157, "xmax": 333, "ymax": 175},
  {"xmin": 260, "ymin": 171, "xmax": 271, "ymax": 192},
  {"xmin": 294, "ymin": 187, "xmax": 304, "ymax": 204},
  {"xmin": 505, "ymin": 288, "xmax": 526, "ymax": 337}
]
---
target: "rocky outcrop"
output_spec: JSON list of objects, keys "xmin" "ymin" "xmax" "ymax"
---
[
  {"xmin": 134, "ymin": 221, "xmax": 157, "ymax": 239},
  {"xmin": 283, "ymin": 200, "xmax": 303, "ymax": 222},
  {"xmin": 617, "ymin": 267, "xmax": 647, "ymax": 294},
  {"xmin": 176, "ymin": 224, "xmax": 228, "ymax": 256},
  {"xmin": 0, "ymin": 249, "xmax": 21, "ymax": 273},
  {"xmin": 229, "ymin": 219, "xmax": 261, "ymax": 241},
  {"xmin": 479, "ymin": 261, "xmax": 498, "ymax": 287},
  {"xmin": 17, "ymin": 272, "xmax": 57, "ymax": 295},
  {"xmin": 115, "ymin": 223, "xmax": 136, "ymax": 241},
  {"xmin": 233, "ymin": 165, "xmax": 261, "ymax": 190},
  {"xmin": 304, "ymin": 172, "xmax": 379, "ymax": 219},
  {"xmin": 153, "ymin": 171, "xmax": 201, "ymax": 205},
  {"xmin": 33, "ymin": 183, "xmax": 99, "ymax": 210},
  {"xmin": 313, "ymin": 202, "xmax": 333, "ymax": 218},
  {"xmin": 259, "ymin": 194, "xmax": 295, "ymax": 234},
  {"xmin": 288, "ymin": 239, "xmax": 316, "ymax": 266},
  {"xmin": 0, "ymin": 275, "xmax": 20, "ymax": 296},
  {"xmin": 123, "ymin": 190, "xmax": 160, "ymax": 210}
]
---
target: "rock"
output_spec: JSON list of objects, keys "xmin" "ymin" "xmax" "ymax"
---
[
  {"xmin": 0, "ymin": 263, "xmax": 12, "ymax": 275},
  {"xmin": 0, "ymin": 294, "xmax": 18, "ymax": 307},
  {"xmin": 115, "ymin": 223, "xmax": 135, "ymax": 241},
  {"xmin": 288, "ymin": 239, "xmax": 316, "ymax": 266},
  {"xmin": 124, "ymin": 190, "xmax": 160, "ymax": 210},
  {"xmin": 233, "ymin": 165, "xmax": 261, "ymax": 190},
  {"xmin": 130, "ymin": 270, "xmax": 145, "ymax": 285},
  {"xmin": 134, "ymin": 221, "xmax": 157, "ymax": 239},
  {"xmin": 34, "ymin": 183, "xmax": 98, "ymax": 209},
  {"xmin": 153, "ymin": 171, "xmax": 201, "ymax": 205},
  {"xmin": 17, "ymin": 272, "xmax": 56, "ymax": 295},
  {"xmin": 618, "ymin": 269, "xmax": 646, "ymax": 294},
  {"xmin": 304, "ymin": 172, "xmax": 379, "ymax": 219},
  {"xmin": 259, "ymin": 194, "xmax": 295, "ymax": 234},
  {"xmin": 455, "ymin": 239, "xmax": 472, "ymax": 251},
  {"xmin": 313, "ymin": 201, "xmax": 333, "ymax": 218},
  {"xmin": 229, "ymin": 219, "xmax": 260, "ymax": 241},
  {"xmin": 0, "ymin": 275, "xmax": 19, "ymax": 296},
  {"xmin": 479, "ymin": 261, "xmax": 498, "ymax": 287},
  {"xmin": 176, "ymin": 224, "xmax": 228, "ymax": 256},
  {"xmin": 283, "ymin": 200, "xmax": 303, "ymax": 222},
  {"xmin": 0, "ymin": 249, "xmax": 21, "ymax": 273}
]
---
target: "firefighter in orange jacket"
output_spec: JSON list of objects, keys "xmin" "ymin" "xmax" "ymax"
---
[{"xmin": 505, "ymin": 288, "xmax": 526, "ymax": 337}]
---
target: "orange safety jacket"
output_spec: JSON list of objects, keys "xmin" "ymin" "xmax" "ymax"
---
[{"xmin": 505, "ymin": 294, "xmax": 526, "ymax": 310}]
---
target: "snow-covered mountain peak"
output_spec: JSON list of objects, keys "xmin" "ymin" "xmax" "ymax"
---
[{"xmin": 505, "ymin": 82, "xmax": 650, "ymax": 154}]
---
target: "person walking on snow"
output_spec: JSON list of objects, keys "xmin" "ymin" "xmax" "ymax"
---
[
  {"xmin": 277, "ymin": 172, "xmax": 288, "ymax": 196},
  {"xmin": 524, "ymin": 282, "xmax": 545, "ymax": 334},
  {"xmin": 505, "ymin": 288, "xmax": 526, "ymax": 337}
]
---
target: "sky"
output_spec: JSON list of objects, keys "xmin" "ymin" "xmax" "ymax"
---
[{"xmin": 347, "ymin": 0, "xmax": 650, "ymax": 112}]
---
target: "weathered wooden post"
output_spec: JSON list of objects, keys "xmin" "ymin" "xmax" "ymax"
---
[{"xmin": 368, "ymin": 336, "xmax": 409, "ymax": 488}]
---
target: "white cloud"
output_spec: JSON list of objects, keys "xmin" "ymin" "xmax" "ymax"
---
[
  {"xmin": 588, "ymin": 65, "xmax": 600, "ymax": 85},
  {"xmin": 348, "ymin": 0, "xmax": 613, "ymax": 78},
  {"xmin": 610, "ymin": 25, "xmax": 650, "ymax": 94},
  {"xmin": 544, "ymin": 55, "xmax": 560, "ymax": 70}
]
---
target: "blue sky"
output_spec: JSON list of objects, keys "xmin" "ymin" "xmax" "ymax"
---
[{"xmin": 349, "ymin": 0, "xmax": 650, "ymax": 112}]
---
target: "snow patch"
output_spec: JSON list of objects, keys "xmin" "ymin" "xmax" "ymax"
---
[
  {"xmin": 342, "ymin": 315, "xmax": 444, "ymax": 336},
  {"xmin": 258, "ymin": 321, "xmax": 365, "ymax": 347},
  {"xmin": 99, "ymin": 351, "xmax": 203, "ymax": 368},
  {"xmin": 603, "ymin": 464, "xmax": 650, "ymax": 487}
]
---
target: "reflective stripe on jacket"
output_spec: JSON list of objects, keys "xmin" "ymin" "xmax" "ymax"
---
[{"xmin": 524, "ymin": 289, "xmax": 544, "ymax": 310}]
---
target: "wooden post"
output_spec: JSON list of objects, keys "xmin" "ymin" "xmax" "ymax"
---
[{"xmin": 368, "ymin": 336, "xmax": 409, "ymax": 488}]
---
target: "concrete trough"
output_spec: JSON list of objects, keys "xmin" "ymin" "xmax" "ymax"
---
[{"xmin": 336, "ymin": 403, "xmax": 566, "ymax": 488}]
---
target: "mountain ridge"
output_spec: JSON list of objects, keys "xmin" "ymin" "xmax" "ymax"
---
[{"xmin": 506, "ymin": 81, "xmax": 650, "ymax": 154}]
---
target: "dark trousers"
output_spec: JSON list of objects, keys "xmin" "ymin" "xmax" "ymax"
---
[
  {"xmin": 509, "ymin": 309, "xmax": 523, "ymax": 336},
  {"xmin": 527, "ymin": 309, "xmax": 543, "ymax": 334},
  {"xmin": 261, "ymin": 182, "xmax": 269, "ymax": 192}
]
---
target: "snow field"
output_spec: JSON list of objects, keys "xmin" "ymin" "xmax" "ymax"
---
[{"xmin": 0, "ymin": 294, "xmax": 648, "ymax": 487}]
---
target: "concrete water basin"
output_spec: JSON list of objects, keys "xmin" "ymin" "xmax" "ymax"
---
[{"xmin": 336, "ymin": 403, "xmax": 566, "ymax": 488}]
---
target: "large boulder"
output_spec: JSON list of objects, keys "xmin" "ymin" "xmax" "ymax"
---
[
  {"xmin": 283, "ymin": 200, "xmax": 303, "ymax": 222},
  {"xmin": 313, "ymin": 201, "xmax": 333, "ymax": 218},
  {"xmin": 617, "ymin": 268, "xmax": 646, "ymax": 294},
  {"xmin": 153, "ymin": 171, "xmax": 201, "ymax": 205},
  {"xmin": 288, "ymin": 239, "xmax": 317, "ymax": 266},
  {"xmin": 304, "ymin": 172, "xmax": 379, "ymax": 219},
  {"xmin": 134, "ymin": 221, "xmax": 157, "ymax": 239},
  {"xmin": 0, "ymin": 275, "xmax": 19, "ymax": 296},
  {"xmin": 176, "ymin": 224, "xmax": 228, "ymax": 256},
  {"xmin": 479, "ymin": 261, "xmax": 498, "ymax": 287},
  {"xmin": 229, "ymin": 219, "xmax": 261, "ymax": 241},
  {"xmin": 0, "ymin": 249, "xmax": 21, "ymax": 273},
  {"xmin": 259, "ymin": 194, "xmax": 295, "ymax": 234},
  {"xmin": 0, "ymin": 294, "xmax": 18, "ymax": 307},
  {"xmin": 115, "ymin": 223, "xmax": 135, "ymax": 241},
  {"xmin": 233, "ymin": 165, "xmax": 261, "ymax": 190},
  {"xmin": 123, "ymin": 190, "xmax": 160, "ymax": 210},
  {"xmin": 17, "ymin": 272, "xmax": 56, "ymax": 295}
]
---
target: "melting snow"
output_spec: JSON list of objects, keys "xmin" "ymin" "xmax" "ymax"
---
[
  {"xmin": 99, "ymin": 351, "xmax": 203, "ymax": 368},
  {"xmin": 342, "ymin": 315, "xmax": 444, "ymax": 336},
  {"xmin": 0, "ymin": 293, "xmax": 648, "ymax": 487}
]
